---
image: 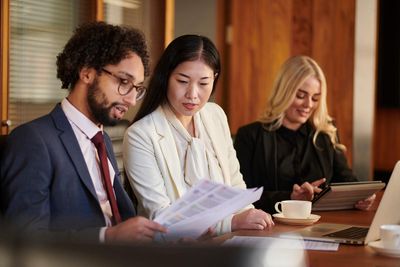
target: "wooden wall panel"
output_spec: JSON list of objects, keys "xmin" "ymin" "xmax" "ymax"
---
[
  {"xmin": 312, "ymin": 0, "xmax": 356, "ymax": 163},
  {"xmin": 228, "ymin": 0, "xmax": 292, "ymax": 132},
  {"xmin": 215, "ymin": 0, "xmax": 229, "ymax": 107},
  {"xmin": 374, "ymin": 109, "xmax": 400, "ymax": 170},
  {"xmin": 291, "ymin": 0, "xmax": 312, "ymax": 55}
]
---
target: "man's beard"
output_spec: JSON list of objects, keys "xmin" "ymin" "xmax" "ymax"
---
[{"xmin": 87, "ymin": 78, "xmax": 119, "ymax": 126}]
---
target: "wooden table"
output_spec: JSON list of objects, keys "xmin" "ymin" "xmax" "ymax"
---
[{"xmin": 216, "ymin": 192, "xmax": 400, "ymax": 267}]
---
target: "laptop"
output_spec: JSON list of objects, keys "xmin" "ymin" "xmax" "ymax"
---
[{"xmin": 282, "ymin": 161, "xmax": 400, "ymax": 245}]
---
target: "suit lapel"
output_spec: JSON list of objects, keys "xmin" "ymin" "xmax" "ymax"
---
[
  {"xmin": 262, "ymin": 129, "xmax": 278, "ymax": 189},
  {"xmin": 314, "ymin": 134, "xmax": 331, "ymax": 179},
  {"xmin": 103, "ymin": 133, "xmax": 119, "ymax": 179},
  {"xmin": 152, "ymin": 107, "xmax": 186, "ymax": 197},
  {"xmin": 50, "ymin": 105, "xmax": 98, "ymax": 200}
]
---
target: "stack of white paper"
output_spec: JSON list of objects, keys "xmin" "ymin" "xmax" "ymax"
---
[
  {"xmin": 224, "ymin": 236, "xmax": 339, "ymax": 251},
  {"xmin": 154, "ymin": 179, "xmax": 263, "ymax": 241}
]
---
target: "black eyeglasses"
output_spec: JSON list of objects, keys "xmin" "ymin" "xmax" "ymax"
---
[{"xmin": 101, "ymin": 68, "xmax": 146, "ymax": 100}]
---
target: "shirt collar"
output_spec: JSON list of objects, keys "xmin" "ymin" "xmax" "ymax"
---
[
  {"xmin": 298, "ymin": 122, "xmax": 309, "ymax": 136},
  {"xmin": 162, "ymin": 104, "xmax": 200, "ymax": 140},
  {"xmin": 61, "ymin": 98, "xmax": 103, "ymax": 139},
  {"xmin": 280, "ymin": 122, "xmax": 309, "ymax": 137}
]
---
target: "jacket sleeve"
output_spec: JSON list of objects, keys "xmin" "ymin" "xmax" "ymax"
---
[
  {"xmin": 1, "ymin": 124, "xmax": 54, "ymax": 231},
  {"xmin": 331, "ymin": 148, "xmax": 359, "ymax": 182},
  {"xmin": 317, "ymin": 130, "xmax": 358, "ymax": 183},
  {"xmin": 234, "ymin": 125, "xmax": 258, "ymax": 188},
  {"xmin": 123, "ymin": 122, "xmax": 171, "ymax": 220}
]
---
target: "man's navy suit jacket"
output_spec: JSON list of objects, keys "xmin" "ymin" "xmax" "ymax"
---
[{"xmin": 0, "ymin": 104, "xmax": 135, "ymax": 240}]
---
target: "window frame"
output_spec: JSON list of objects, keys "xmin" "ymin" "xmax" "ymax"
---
[
  {"xmin": 0, "ymin": 0, "xmax": 166, "ymax": 135},
  {"xmin": 0, "ymin": 0, "xmax": 101, "ymax": 134},
  {"xmin": 1, "ymin": 0, "xmax": 10, "ymax": 135}
]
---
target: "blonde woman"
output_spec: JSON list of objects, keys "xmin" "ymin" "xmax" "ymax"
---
[{"xmin": 234, "ymin": 55, "xmax": 375, "ymax": 214}]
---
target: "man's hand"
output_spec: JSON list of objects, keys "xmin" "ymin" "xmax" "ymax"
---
[
  {"xmin": 105, "ymin": 216, "xmax": 167, "ymax": 242},
  {"xmin": 176, "ymin": 227, "xmax": 216, "ymax": 244}
]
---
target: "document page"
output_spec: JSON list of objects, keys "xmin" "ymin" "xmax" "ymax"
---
[
  {"xmin": 224, "ymin": 236, "xmax": 339, "ymax": 251},
  {"xmin": 154, "ymin": 179, "xmax": 263, "ymax": 241}
]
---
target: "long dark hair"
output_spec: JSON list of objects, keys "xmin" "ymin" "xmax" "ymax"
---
[{"xmin": 133, "ymin": 34, "xmax": 221, "ymax": 123}]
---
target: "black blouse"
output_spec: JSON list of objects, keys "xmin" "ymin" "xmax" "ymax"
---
[{"xmin": 276, "ymin": 124, "xmax": 326, "ymax": 189}]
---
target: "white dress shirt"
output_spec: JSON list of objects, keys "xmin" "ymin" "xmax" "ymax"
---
[{"xmin": 61, "ymin": 98, "xmax": 115, "ymax": 231}]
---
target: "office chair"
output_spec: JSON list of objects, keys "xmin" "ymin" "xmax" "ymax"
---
[
  {"xmin": 0, "ymin": 134, "xmax": 7, "ymax": 171},
  {"xmin": 0, "ymin": 135, "xmax": 7, "ymax": 218},
  {"xmin": 0, "ymin": 135, "xmax": 6, "ymax": 154}
]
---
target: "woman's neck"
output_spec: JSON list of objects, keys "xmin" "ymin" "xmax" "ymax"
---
[
  {"xmin": 167, "ymin": 102, "xmax": 196, "ymax": 137},
  {"xmin": 282, "ymin": 118, "xmax": 302, "ymax": 131},
  {"xmin": 180, "ymin": 117, "xmax": 195, "ymax": 137}
]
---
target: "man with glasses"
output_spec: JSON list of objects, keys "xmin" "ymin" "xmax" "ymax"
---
[
  {"xmin": 101, "ymin": 68, "xmax": 147, "ymax": 101},
  {"xmin": 0, "ymin": 22, "xmax": 166, "ymax": 242}
]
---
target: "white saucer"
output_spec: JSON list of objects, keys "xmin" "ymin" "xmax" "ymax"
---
[
  {"xmin": 272, "ymin": 213, "xmax": 321, "ymax": 226},
  {"xmin": 368, "ymin": 240, "xmax": 400, "ymax": 258}
]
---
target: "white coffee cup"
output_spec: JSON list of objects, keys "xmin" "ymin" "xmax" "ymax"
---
[
  {"xmin": 380, "ymin": 224, "xmax": 400, "ymax": 249},
  {"xmin": 274, "ymin": 200, "xmax": 312, "ymax": 219}
]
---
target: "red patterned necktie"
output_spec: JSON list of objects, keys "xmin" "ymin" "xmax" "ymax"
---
[{"xmin": 91, "ymin": 131, "xmax": 122, "ymax": 225}]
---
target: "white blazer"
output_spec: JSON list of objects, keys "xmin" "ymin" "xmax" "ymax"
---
[{"xmin": 123, "ymin": 102, "xmax": 250, "ymax": 234}]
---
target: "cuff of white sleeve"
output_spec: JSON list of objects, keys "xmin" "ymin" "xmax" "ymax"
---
[
  {"xmin": 220, "ymin": 214, "xmax": 233, "ymax": 234},
  {"xmin": 99, "ymin": 227, "xmax": 107, "ymax": 243}
]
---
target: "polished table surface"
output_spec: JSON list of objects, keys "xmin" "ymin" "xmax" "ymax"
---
[{"xmin": 216, "ymin": 191, "xmax": 400, "ymax": 267}]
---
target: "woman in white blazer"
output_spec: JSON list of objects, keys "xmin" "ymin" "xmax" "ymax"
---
[{"xmin": 123, "ymin": 35, "xmax": 274, "ymax": 235}]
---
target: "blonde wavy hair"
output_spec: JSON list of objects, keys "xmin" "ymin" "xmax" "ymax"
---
[{"xmin": 259, "ymin": 55, "xmax": 345, "ymax": 151}]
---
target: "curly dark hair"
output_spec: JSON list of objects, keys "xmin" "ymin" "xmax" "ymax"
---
[{"xmin": 56, "ymin": 21, "xmax": 149, "ymax": 90}]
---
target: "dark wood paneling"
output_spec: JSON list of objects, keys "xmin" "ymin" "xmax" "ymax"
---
[
  {"xmin": 291, "ymin": 0, "xmax": 312, "ymax": 55},
  {"xmin": 228, "ymin": 0, "xmax": 292, "ymax": 132},
  {"xmin": 374, "ymin": 1, "xmax": 400, "ymax": 174},
  {"xmin": 312, "ymin": 0, "xmax": 356, "ymax": 163},
  {"xmin": 146, "ymin": 0, "xmax": 166, "ymax": 72},
  {"xmin": 215, "ymin": 0, "xmax": 229, "ymax": 107},
  {"xmin": 374, "ymin": 109, "xmax": 400, "ymax": 170}
]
